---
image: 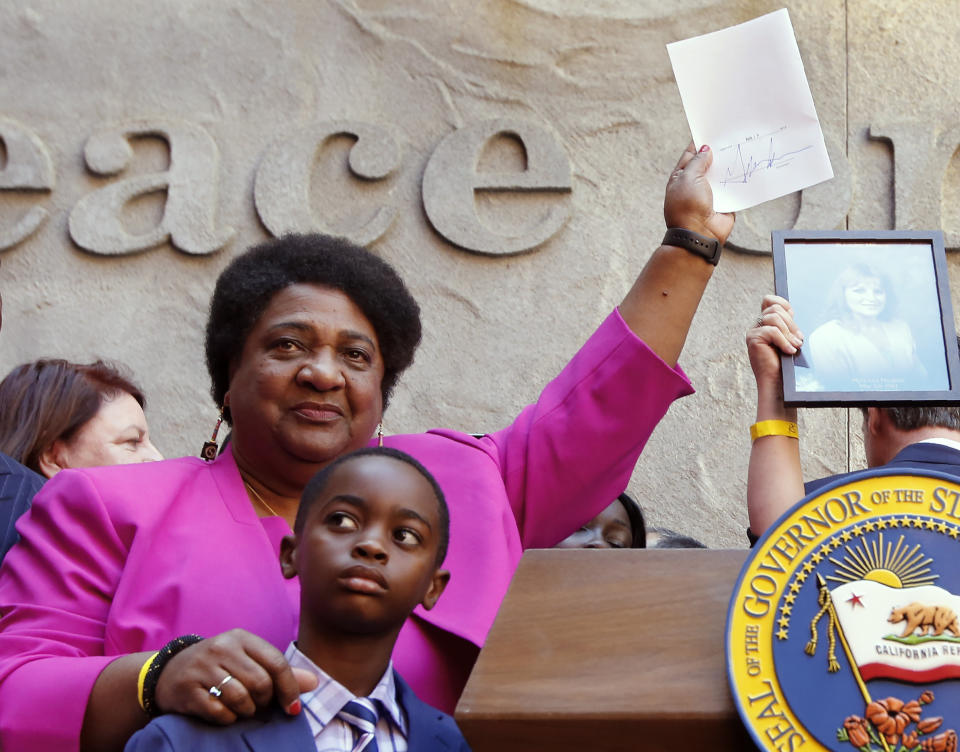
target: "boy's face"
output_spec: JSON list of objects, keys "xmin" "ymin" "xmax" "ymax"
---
[{"xmin": 280, "ymin": 455, "xmax": 449, "ymax": 636}]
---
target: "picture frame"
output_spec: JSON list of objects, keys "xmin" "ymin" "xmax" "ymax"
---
[{"xmin": 772, "ymin": 229, "xmax": 960, "ymax": 407}]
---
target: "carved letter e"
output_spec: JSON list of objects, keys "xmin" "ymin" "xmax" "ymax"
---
[{"xmin": 422, "ymin": 118, "xmax": 572, "ymax": 255}]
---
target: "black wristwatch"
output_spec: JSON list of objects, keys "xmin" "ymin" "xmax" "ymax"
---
[{"xmin": 662, "ymin": 227, "xmax": 721, "ymax": 265}]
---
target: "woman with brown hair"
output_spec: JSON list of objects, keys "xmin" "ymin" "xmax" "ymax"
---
[
  {"xmin": 0, "ymin": 359, "xmax": 162, "ymax": 479},
  {"xmin": 804, "ymin": 264, "xmax": 926, "ymax": 391}
]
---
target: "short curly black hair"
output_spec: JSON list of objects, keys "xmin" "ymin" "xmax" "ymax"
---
[{"xmin": 205, "ymin": 234, "xmax": 422, "ymax": 422}]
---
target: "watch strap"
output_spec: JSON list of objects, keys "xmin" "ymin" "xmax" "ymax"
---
[{"xmin": 662, "ymin": 227, "xmax": 721, "ymax": 265}]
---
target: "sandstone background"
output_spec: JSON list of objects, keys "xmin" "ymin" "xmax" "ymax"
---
[{"xmin": 1, "ymin": 0, "xmax": 956, "ymax": 547}]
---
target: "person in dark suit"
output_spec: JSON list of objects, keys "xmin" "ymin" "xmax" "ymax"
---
[
  {"xmin": 122, "ymin": 673, "xmax": 466, "ymax": 752},
  {"xmin": 745, "ymin": 294, "xmax": 960, "ymax": 540},
  {"xmin": 125, "ymin": 447, "xmax": 469, "ymax": 752},
  {"xmin": 0, "ymin": 452, "xmax": 44, "ymax": 561},
  {"xmin": 804, "ymin": 406, "xmax": 960, "ymax": 494},
  {"xmin": 0, "ymin": 285, "xmax": 46, "ymax": 560}
]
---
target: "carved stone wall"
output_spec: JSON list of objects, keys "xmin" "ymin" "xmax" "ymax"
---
[{"xmin": 1, "ymin": 0, "xmax": 956, "ymax": 546}]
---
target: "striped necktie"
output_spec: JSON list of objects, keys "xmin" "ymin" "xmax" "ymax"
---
[{"xmin": 338, "ymin": 698, "xmax": 380, "ymax": 752}]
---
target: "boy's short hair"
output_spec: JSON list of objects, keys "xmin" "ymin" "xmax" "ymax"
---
[{"xmin": 296, "ymin": 447, "xmax": 450, "ymax": 565}]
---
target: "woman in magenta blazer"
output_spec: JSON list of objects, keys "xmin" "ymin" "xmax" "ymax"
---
[{"xmin": 0, "ymin": 143, "xmax": 733, "ymax": 752}]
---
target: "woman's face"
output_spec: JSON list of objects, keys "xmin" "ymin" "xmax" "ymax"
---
[
  {"xmin": 554, "ymin": 500, "xmax": 634, "ymax": 549},
  {"xmin": 227, "ymin": 284, "xmax": 385, "ymax": 483},
  {"xmin": 844, "ymin": 277, "xmax": 886, "ymax": 318},
  {"xmin": 45, "ymin": 392, "xmax": 162, "ymax": 476}
]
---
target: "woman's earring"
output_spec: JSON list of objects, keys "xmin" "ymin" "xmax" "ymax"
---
[
  {"xmin": 377, "ymin": 423, "xmax": 384, "ymax": 448},
  {"xmin": 200, "ymin": 407, "xmax": 224, "ymax": 461}
]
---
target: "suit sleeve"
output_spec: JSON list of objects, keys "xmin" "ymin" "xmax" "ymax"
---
[
  {"xmin": 0, "ymin": 455, "xmax": 45, "ymax": 561},
  {"xmin": 0, "ymin": 470, "xmax": 128, "ymax": 752},
  {"xmin": 124, "ymin": 723, "xmax": 177, "ymax": 752},
  {"xmin": 483, "ymin": 308, "xmax": 693, "ymax": 549}
]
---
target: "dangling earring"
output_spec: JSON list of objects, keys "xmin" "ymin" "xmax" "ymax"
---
[
  {"xmin": 377, "ymin": 423, "xmax": 384, "ymax": 448},
  {"xmin": 200, "ymin": 407, "xmax": 224, "ymax": 461}
]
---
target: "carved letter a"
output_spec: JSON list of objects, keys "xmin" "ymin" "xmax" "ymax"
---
[{"xmin": 69, "ymin": 119, "xmax": 234, "ymax": 256}]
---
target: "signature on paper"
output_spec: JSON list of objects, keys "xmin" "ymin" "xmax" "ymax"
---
[{"xmin": 717, "ymin": 126, "xmax": 812, "ymax": 187}]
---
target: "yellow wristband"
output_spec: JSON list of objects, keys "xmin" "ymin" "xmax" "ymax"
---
[
  {"xmin": 750, "ymin": 420, "xmax": 799, "ymax": 442},
  {"xmin": 137, "ymin": 651, "xmax": 160, "ymax": 712}
]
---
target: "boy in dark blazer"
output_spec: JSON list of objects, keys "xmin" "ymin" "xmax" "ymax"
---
[{"xmin": 126, "ymin": 447, "xmax": 470, "ymax": 751}]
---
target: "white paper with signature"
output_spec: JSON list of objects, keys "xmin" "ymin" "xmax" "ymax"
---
[{"xmin": 666, "ymin": 8, "xmax": 832, "ymax": 213}]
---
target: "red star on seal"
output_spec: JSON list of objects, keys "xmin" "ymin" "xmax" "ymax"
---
[{"xmin": 846, "ymin": 592, "xmax": 865, "ymax": 608}]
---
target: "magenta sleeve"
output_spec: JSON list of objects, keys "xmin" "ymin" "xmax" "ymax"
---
[
  {"xmin": 485, "ymin": 308, "xmax": 694, "ymax": 549},
  {"xmin": 0, "ymin": 470, "xmax": 127, "ymax": 752}
]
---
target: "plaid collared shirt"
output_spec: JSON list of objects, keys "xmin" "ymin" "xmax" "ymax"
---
[{"xmin": 284, "ymin": 642, "xmax": 408, "ymax": 752}]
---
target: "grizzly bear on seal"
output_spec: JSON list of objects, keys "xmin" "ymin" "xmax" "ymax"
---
[{"xmin": 888, "ymin": 602, "xmax": 960, "ymax": 638}]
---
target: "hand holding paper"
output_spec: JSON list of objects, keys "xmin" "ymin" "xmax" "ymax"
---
[
  {"xmin": 667, "ymin": 9, "xmax": 833, "ymax": 213},
  {"xmin": 664, "ymin": 142, "xmax": 735, "ymax": 246}
]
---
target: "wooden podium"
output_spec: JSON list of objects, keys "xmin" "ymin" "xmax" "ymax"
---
[{"xmin": 455, "ymin": 548, "xmax": 754, "ymax": 751}]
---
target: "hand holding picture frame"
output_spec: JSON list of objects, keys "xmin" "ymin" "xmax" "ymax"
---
[{"xmin": 772, "ymin": 230, "xmax": 960, "ymax": 406}]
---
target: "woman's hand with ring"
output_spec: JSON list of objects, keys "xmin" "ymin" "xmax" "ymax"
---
[{"xmin": 154, "ymin": 629, "xmax": 318, "ymax": 724}]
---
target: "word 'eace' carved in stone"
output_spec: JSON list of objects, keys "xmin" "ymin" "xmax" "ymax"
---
[{"xmin": 2, "ymin": 115, "xmax": 960, "ymax": 256}]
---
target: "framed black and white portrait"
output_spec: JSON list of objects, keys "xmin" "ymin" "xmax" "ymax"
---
[{"xmin": 772, "ymin": 230, "xmax": 960, "ymax": 406}]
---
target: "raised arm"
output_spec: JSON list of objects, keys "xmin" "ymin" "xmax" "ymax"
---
[
  {"xmin": 488, "ymin": 144, "xmax": 733, "ymax": 547},
  {"xmin": 618, "ymin": 143, "xmax": 735, "ymax": 367},
  {"xmin": 746, "ymin": 295, "xmax": 806, "ymax": 538}
]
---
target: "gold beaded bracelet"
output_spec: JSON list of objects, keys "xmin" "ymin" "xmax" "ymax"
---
[
  {"xmin": 137, "ymin": 634, "xmax": 204, "ymax": 715},
  {"xmin": 750, "ymin": 419, "xmax": 799, "ymax": 442}
]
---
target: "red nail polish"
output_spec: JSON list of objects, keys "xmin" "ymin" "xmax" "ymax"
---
[
  {"xmin": 699, "ymin": 144, "xmax": 710, "ymax": 153},
  {"xmin": 287, "ymin": 699, "xmax": 302, "ymax": 715}
]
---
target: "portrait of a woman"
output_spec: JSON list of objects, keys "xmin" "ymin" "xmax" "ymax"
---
[{"xmin": 804, "ymin": 263, "xmax": 925, "ymax": 391}]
